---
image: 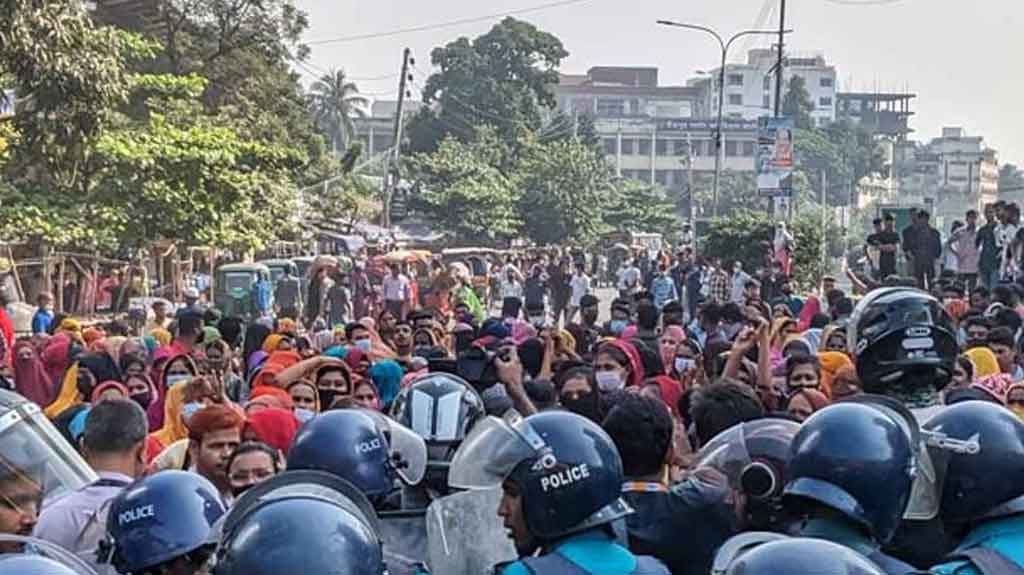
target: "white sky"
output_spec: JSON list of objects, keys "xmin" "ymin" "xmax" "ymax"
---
[{"xmin": 296, "ymin": 0, "xmax": 1023, "ymax": 166}]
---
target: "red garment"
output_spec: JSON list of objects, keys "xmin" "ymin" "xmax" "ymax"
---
[
  {"xmin": 144, "ymin": 435, "xmax": 165, "ymax": 464},
  {"xmin": 649, "ymin": 375, "xmax": 683, "ymax": 418},
  {"xmin": 13, "ymin": 340, "xmax": 55, "ymax": 407},
  {"xmin": 798, "ymin": 296, "xmax": 822, "ymax": 332},
  {"xmin": 0, "ymin": 309, "xmax": 13, "ymax": 366},
  {"xmin": 245, "ymin": 407, "xmax": 299, "ymax": 454},
  {"xmin": 345, "ymin": 348, "xmax": 368, "ymax": 373},
  {"xmin": 605, "ymin": 340, "xmax": 644, "ymax": 388},
  {"xmin": 248, "ymin": 386, "xmax": 294, "ymax": 410},
  {"xmin": 41, "ymin": 333, "xmax": 73, "ymax": 391}
]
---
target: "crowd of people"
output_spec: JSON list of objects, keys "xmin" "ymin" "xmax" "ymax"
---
[{"xmin": 2, "ymin": 222, "xmax": 1024, "ymax": 575}]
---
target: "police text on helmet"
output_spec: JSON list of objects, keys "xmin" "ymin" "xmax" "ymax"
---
[{"xmin": 539, "ymin": 464, "xmax": 590, "ymax": 492}]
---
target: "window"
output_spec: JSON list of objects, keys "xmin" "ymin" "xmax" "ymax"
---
[
  {"xmin": 691, "ymin": 140, "xmax": 704, "ymax": 156},
  {"xmin": 819, "ymin": 97, "xmax": 833, "ymax": 107},
  {"xmin": 603, "ymin": 138, "xmax": 617, "ymax": 156},
  {"xmin": 596, "ymin": 98, "xmax": 626, "ymax": 116},
  {"xmin": 820, "ymin": 77, "xmax": 834, "ymax": 88},
  {"xmin": 655, "ymin": 139, "xmax": 668, "ymax": 156},
  {"xmin": 763, "ymin": 94, "xmax": 771, "ymax": 109},
  {"xmin": 621, "ymin": 138, "xmax": 635, "ymax": 155},
  {"xmin": 728, "ymin": 94, "xmax": 743, "ymax": 106},
  {"xmin": 638, "ymin": 138, "xmax": 651, "ymax": 155},
  {"xmin": 742, "ymin": 142, "xmax": 756, "ymax": 157},
  {"xmin": 655, "ymin": 170, "xmax": 669, "ymax": 185},
  {"xmin": 673, "ymin": 140, "xmax": 690, "ymax": 156},
  {"xmin": 763, "ymin": 76, "xmax": 772, "ymax": 90},
  {"xmin": 672, "ymin": 170, "xmax": 687, "ymax": 188},
  {"xmin": 725, "ymin": 141, "xmax": 739, "ymax": 157},
  {"xmin": 728, "ymin": 73, "xmax": 744, "ymax": 86}
]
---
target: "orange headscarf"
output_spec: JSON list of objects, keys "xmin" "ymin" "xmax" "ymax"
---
[
  {"xmin": 148, "ymin": 383, "xmax": 189, "ymax": 450},
  {"xmin": 817, "ymin": 351, "xmax": 853, "ymax": 400}
]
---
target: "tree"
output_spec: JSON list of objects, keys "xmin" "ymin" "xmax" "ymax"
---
[
  {"xmin": 1000, "ymin": 164, "xmax": 1024, "ymax": 192},
  {"xmin": 692, "ymin": 170, "xmax": 766, "ymax": 216},
  {"xmin": 793, "ymin": 120, "xmax": 885, "ymax": 206},
  {"xmin": 405, "ymin": 128, "xmax": 521, "ymax": 243},
  {"xmin": 517, "ymin": 137, "xmax": 614, "ymax": 245},
  {"xmin": 407, "ymin": 17, "xmax": 568, "ymax": 154},
  {"xmin": 604, "ymin": 180, "xmax": 682, "ymax": 240},
  {"xmin": 782, "ymin": 75, "xmax": 814, "ymax": 130},
  {"xmin": 307, "ymin": 70, "xmax": 369, "ymax": 153}
]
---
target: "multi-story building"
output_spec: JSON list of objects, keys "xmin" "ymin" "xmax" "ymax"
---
[
  {"xmin": 352, "ymin": 100, "xmax": 423, "ymax": 160},
  {"xmin": 552, "ymin": 67, "xmax": 756, "ymax": 216},
  {"xmin": 694, "ymin": 49, "xmax": 837, "ymax": 127},
  {"xmin": 836, "ymin": 92, "xmax": 915, "ymax": 140}
]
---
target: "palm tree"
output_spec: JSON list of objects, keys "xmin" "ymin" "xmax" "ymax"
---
[{"xmin": 308, "ymin": 69, "xmax": 369, "ymax": 154}]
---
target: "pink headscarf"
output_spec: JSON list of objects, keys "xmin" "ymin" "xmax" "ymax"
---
[
  {"xmin": 798, "ymin": 296, "xmax": 822, "ymax": 332},
  {"xmin": 972, "ymin": 373, "xmax": 1013, "ymax": 404},
  {"xmin": 600, "ymin": 340, "xmax": 644, "ymax": 388}
]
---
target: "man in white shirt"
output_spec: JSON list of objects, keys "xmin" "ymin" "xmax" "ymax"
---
[
  {"xmin": 617, "ymin": 259, "xmax": 642, "ymax": 299},
  {"xmin": 382, "ymin": 263, "xmax": 411, "ymax": 320},
  {"xmin": 730, "ymin": 262, "xmax": 752, "ymax": 304},
  {"xmin": 567, "ymin": 263, "xmax": 592, "ymax": 324}
]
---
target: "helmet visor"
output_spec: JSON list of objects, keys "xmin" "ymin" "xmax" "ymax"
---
[
  {"xmin": 0, "ymin": 403, "xmax": 96, "ymax": 504},
  {"xmin": 691, "ymin": 423, "xmax": 753, "ymax": 492},
  {"xmin": 0, "ymin": 535, "xmax": 99, "ymax": 575},
  {"xmin": 356, "ymin": 409, "xmax": 428, "ymax": 486},
  {"xmin": 448, "ymin": 416, "xmax": 539, "ymax": 490}
]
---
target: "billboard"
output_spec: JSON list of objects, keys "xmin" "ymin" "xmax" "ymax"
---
[{"xmin": 757, "ymin": 116, "xmax": 794, "ymax": 197}]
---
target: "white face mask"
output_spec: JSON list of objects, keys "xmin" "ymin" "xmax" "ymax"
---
[
  {"xmin": 166, "ymin": 374, "xmax": 191, "ymax": 387},
  {"xmin": 355, "ymin": 339, "xmax": 372, "ymax": 353},
  {"xmin": 293, "ymin": 408, "xmax": 316, "ymax": 423},
  {"xmin": 675, "ymin": 357, "xmax": 696, "ymax": 374},
  {"xmin": 595, "ymin": 370, "xmax": 625, "ymax": 392},
  {"xmin": 181, "ymin": 401, "xmax": 203, "ymax": 423}
]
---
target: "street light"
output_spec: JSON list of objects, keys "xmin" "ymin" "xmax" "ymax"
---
[{"xmin": 657, "ymin": 20, "xmax": 791, "ymax": 218}]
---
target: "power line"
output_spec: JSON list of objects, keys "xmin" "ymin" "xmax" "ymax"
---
[
  {"xmin": 306, "ymin": 0, "xmax": 596, "ymax": 46},
  {"xmin": 821, "ymin": 0, "xmax": 909, "ymax": 5}
]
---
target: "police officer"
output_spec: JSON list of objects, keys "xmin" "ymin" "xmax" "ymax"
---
[
  {"xmin": 0, "ymin": 555, "xmax": 80, "ymax": 575},
  {"xmin": 102, "ymin": 471, "xmax": 226, "ymax": 575},
  {"xmin": 782, "ymin": 403, "xmax": 918, "ymax": 574},
  {"xmin": 448, "ymin": 411, "xmax": 669, "ymax": 575},
  {"xmin": 927, "ymin": 401, "xmax": 1024, "ymax": 575},
  {"xmin": 214, "ymin": 471, "xmax": 386, "ymax": 575},
  {"xmin": 714, "ymin": 536, "xmax": 886, "ymax": 575},
  {"xmin": 287, "ymin": 409, "xmax": 426, "ymax": 508},
  {"xmin": 390, "ymin": 373, "xmax": 485, "ymax": 507}
]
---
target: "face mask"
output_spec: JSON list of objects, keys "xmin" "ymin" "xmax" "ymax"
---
[
  {"xmin": 561, "ymin": 394, "xmax": 601, "ymax": 422},
  {"xmin": 318, "ymin": 388, "xmax": 341, "ymax": 410},
  {"xmin": 529, "ymin": 316, "xmax": 546, "ymax": 329},
  {"xmin": 130, "ymin": 391, "xmax": 153, "ymax": 409},
  {"xmin": 609, "ymin": 320, "xmax": 627, "ymax": 335},
  {"xmin": 675, "ymin": 357, "xmax": 696, "ymax": 374},
  {"xmin": 166, "ymin": 374, "xmax": 191, "ymax": 387},
  {"xmin": 354, "ymin": 339, "xmax": 372, "ymax": 353},
  {"xmin": 595, "ymin": 370, "xmax": 625, "ymax": 392},
  {"xmin": 181, "ymin": 401, "xmax": 203, "ymax": 422},
  {"xmin": 294, "ymin": 408, "xmax": 316, "ymax": 423}
]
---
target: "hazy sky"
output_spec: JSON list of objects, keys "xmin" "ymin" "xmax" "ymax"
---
[{"xmin": 296, "ymin": 0, "xmax": 1022, "ymax": 166}]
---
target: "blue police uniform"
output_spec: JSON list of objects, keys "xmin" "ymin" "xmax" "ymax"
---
[
  {"xmin": 931, "ymin": 515, "xmax": 1024, "ymax": 575},
  {"xmin": 501, "ymin": 530, "xmax": 667, "ymax": 575},
  {"xmin": 797, "ymin": 518, "xmax": 917, "ymax": 575}
]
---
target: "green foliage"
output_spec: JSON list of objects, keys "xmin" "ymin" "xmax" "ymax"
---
[
  {"xmin": 604, "ymin": 180, "xmax": 682, "ymax": 240},
  {"xmin": 692, "ymin": 170, "xmax": 766, "ymax": 216},
  {"xmin": 307, "ymin": 70, "xmax": 369, "ymax": 153},
  {"xmin": 793, "ymin": 119, "xmax": 885, "ymax": 206},
  {"xmin": 701, "ymin": 210, "xmax": 836, "ymax": 288},
  {"xmin": 782, "ymin": 75, "xmax": 814, "ymax": 130},
  {"xmin": 406, "ymin": 129, "xmax": 522, "ymax": 242},
  {"xmin": 408, "ymin": 17, "xmax": 567, "ymax": 154}
]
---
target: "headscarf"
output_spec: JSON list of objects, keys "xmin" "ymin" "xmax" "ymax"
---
[
  {"xmin": 369, "ymin": 360, "xmax": 404, "ymax": 409},
  {"xmin": 971, "ymin": 373, "xmax": 1012, "ymax": 405},
  {"xmin": 42, "ymin": 333, "xmax": 74, "ymax": 389},
  {"xmin": 798, "ymin": 296, "xmax": 822, "ymax": 332},
  {"xmin": 345, "ymin": 348, "xmax": 369, "ymax": 374},
  {"xmin": 786, "ymin": 387, "xmax": 830, "ymax": 415},
  {"xmin": 148, "ymin": 382, "xmax": 189, "ymax": 450},
  {"xmin": 817, "ymin": 351, "xmax": 853, "ymax": 400},
  {"xmin": 245, "ymin": 408, "xmax": 300, "ymax": 455},
  {"xmin": 248, "ymin": 386, "xmax": 295, "ymax": 411},
  {"xmin": 558, "ymin": 329, "xmax": 577, "ymax": 357},
  {"xmin": 150, "ymin": 328, "xmax": 172, "ymax": 348},
  {"xmin": 831, "ymin": 365, "xmax": 861, "ymax": 400},
  {"xmin": 286, "ymin": 380, "xmax": 320, "ymax": 412},
  {"xmin": 262, "ymin": 334, "xmax": 285, "ymax": 355},
  {"xmin": 965, "ymin": 348, "xmax": 1000, "ymax": 380},
  {"xmin": 77, "ymin": 352, "xmax": 121, "ymax": 384},
  {"xmin": 600, "ymin": 340, "xmax": 644, "ymax": 388},
  {"xmin": 648, "ymin": 375, "xmax": 683, "ymax": 417},
  {"xmin": 14, "ymin": 340, "xmax": 55, "ymax": 407},
  {"xmin": 265, "ymin": 350, "xmax": 302, "ymax": 372},
  {"xmin": 103, "ymin": 336, "xmax": 127, "ymax": 362},
  {"xmin": 119, "ymin": 338, "xmax": 149, "ymax": 362},
  {"xmin": 1007, "ymin": 382, "xmax": 1024, "ymax": 419},
  {"xmin": 44, "ymin": 364, "xmax": 81, "ymax": 419},
  {"xmin": 90, "ymin": 381, "xmax": 130, "ymax": 403},
  {"xmin": 82, "ymin": 327, "xmax": 105, "ymax": 346},
  {"xmin": 147, "ymin": 354, "xmax": 199, "ymax": 430},
  {"xmin": 58, "ymin": 318, "xmax": 83, "ymax": 342},
  {"xmin": 658, "ymin": 326, "xmax": 686, "ymax": 374},
  {"xmin": 201, "ymin": 326, "xmax": 222, "ymax": 347},
  {"xmin": 243, "ymin": 323, "xmax": 272, "ymax": 365},
  {"xmin": 276, "ymin": 318, "xmax": 298, "ymax": 336}
]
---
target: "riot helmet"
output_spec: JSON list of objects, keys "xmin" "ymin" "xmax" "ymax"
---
[
  {"xmin": 214, "ymin": 471, "xmax": 386, "ymax": 575},
  {"xmin": 712, "ymin": 536, "xmax": 885, "ymax": 575},
  {"xmin": 692, "ymin": 418, "xmax": 801, "ymax": 531},
  {"xmin": 449, "ymin": 411, "xmax": 631, "ymax": 546},
  {"xmin": 847, "ymin": 287, "xmax": 957, "ymax": 402},
  {"xmin": 287, "ymin": 409, "xmax": 426, "ymax": 499},
  {"xmin": 0, "ymin": 534, "xmax": 100, "ymax": 574},
  {"xmin": 0, "ymin": 389, "xmax": 95, "ymax": 513},
  {"xmin": 390, "ymin": 373, "xmax": 485, "ymax": 490},
  {"xmin": 783, "ymin": 402, "xmax": 916, "ymax": 544},
  {"xmin": 0, "ymin": 555, "xmax": 81, "ymax": 575},
  {"xmin": 102, "ymin": 470, "xmax": 226, "ymax": 574},
  {"xmin": 923, "ymin": 401, "xmax": 1024, "ymax": 526}
]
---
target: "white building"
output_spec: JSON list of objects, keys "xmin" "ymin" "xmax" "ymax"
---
[
  {"xmin": 352, "ymin": 100, "xmax": 423, "ymax": 159},
  {"xmin": 694, "ymin": 49, "xmax": 837, "ymax": 127}
]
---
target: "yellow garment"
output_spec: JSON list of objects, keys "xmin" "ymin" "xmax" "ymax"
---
[
  {"xmin": 559, "ymin": 329, "xmax": 577, "ymax": 355},
  {"xmin": 150, "ymin": 328, "xmax": 172, "ymax": 347},
  {"xmin": 262, "ymin": 334, "xmax": 285, "ymax": 355},
  {"xmin": 966, "ymin": 348, "xmax": 1000, "ymax": 379},
  {"xmin": 818, "ymin": 351, "xmax": 853, "ymax": 400},
  {"xmin": 44, "ymin": 364, "xmax": 82, "ymax": 419},
  {"xmin": 150, "ymin": 383, "xmax": 188, "ymax": 448},
  {"xmin": 149, "ymin": 439, "xmax": 190, "ymax": 473}
]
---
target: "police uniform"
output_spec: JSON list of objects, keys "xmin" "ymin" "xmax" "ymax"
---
[
  {"xmin": 932, "ymin": 516, "xmax": 1024, "ymax": 575},
  {"xmin": 502, "ymin": 530, "xmax": 667, "ymax": 575}
]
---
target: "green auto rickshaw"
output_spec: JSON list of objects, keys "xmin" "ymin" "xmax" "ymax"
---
[{"xmin": 214, "ymin": 263, "xmax": 272, "ymax": 319}]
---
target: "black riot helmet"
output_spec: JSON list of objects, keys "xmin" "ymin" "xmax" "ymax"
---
[
  {"xmin": 923, "ymin": 401, "xmax": 1024, "ymax": 526},
  {"xmin": 449, "ymin": 411, "xmax": 631, "ymax": 543},
  {"xmin": 692, "ymin": 418, "xmax": 801, "ymax": 532},
  {"xmin": 783, "ymin": 403, "xmax": 917, "ymax": 544},
  {"xmin": 214, "ymin": 471, "xmax": 386, "ymax": 575},
  {"xmin": 714, "ymin": 536, "xmax": 885, "ymax": 575},
  {"xmin": 390, "ymin": 373, "xmax": 485, "ymax": 460},
  {"xmin": 847, "ymin": 287, "xmax": 958, "ymax": 401}
]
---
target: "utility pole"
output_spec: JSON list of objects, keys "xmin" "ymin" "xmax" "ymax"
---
[
  {"xmin": 773, "ymin": 0, "xmax": 787, "ymax": 117},
  {"xmin": 821, "ymin": 170, "xmax": 828, "ymax": 272},
  {"xmin": 381, "ymin": 47, "xmax": 412, "ymax": 228}
]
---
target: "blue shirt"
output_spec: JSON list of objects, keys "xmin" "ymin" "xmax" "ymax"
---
[
  {"xmin": 252, "ymin": 279, "xmax": 273, "ymax": 312},
  {"xmin": 31, "ymin": 309, "xmax": 53, "ymax": 335},
  {"xmin": 650, "ymin": 276, "xmax": 678, "ymax": 310},
  {"xmin": 501, "ymin": 531, "xmax": 639, "ymax": 575},
  {"xmin": 932, "ymin": 515, "xmax": 1024, "ymax": 575}
]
